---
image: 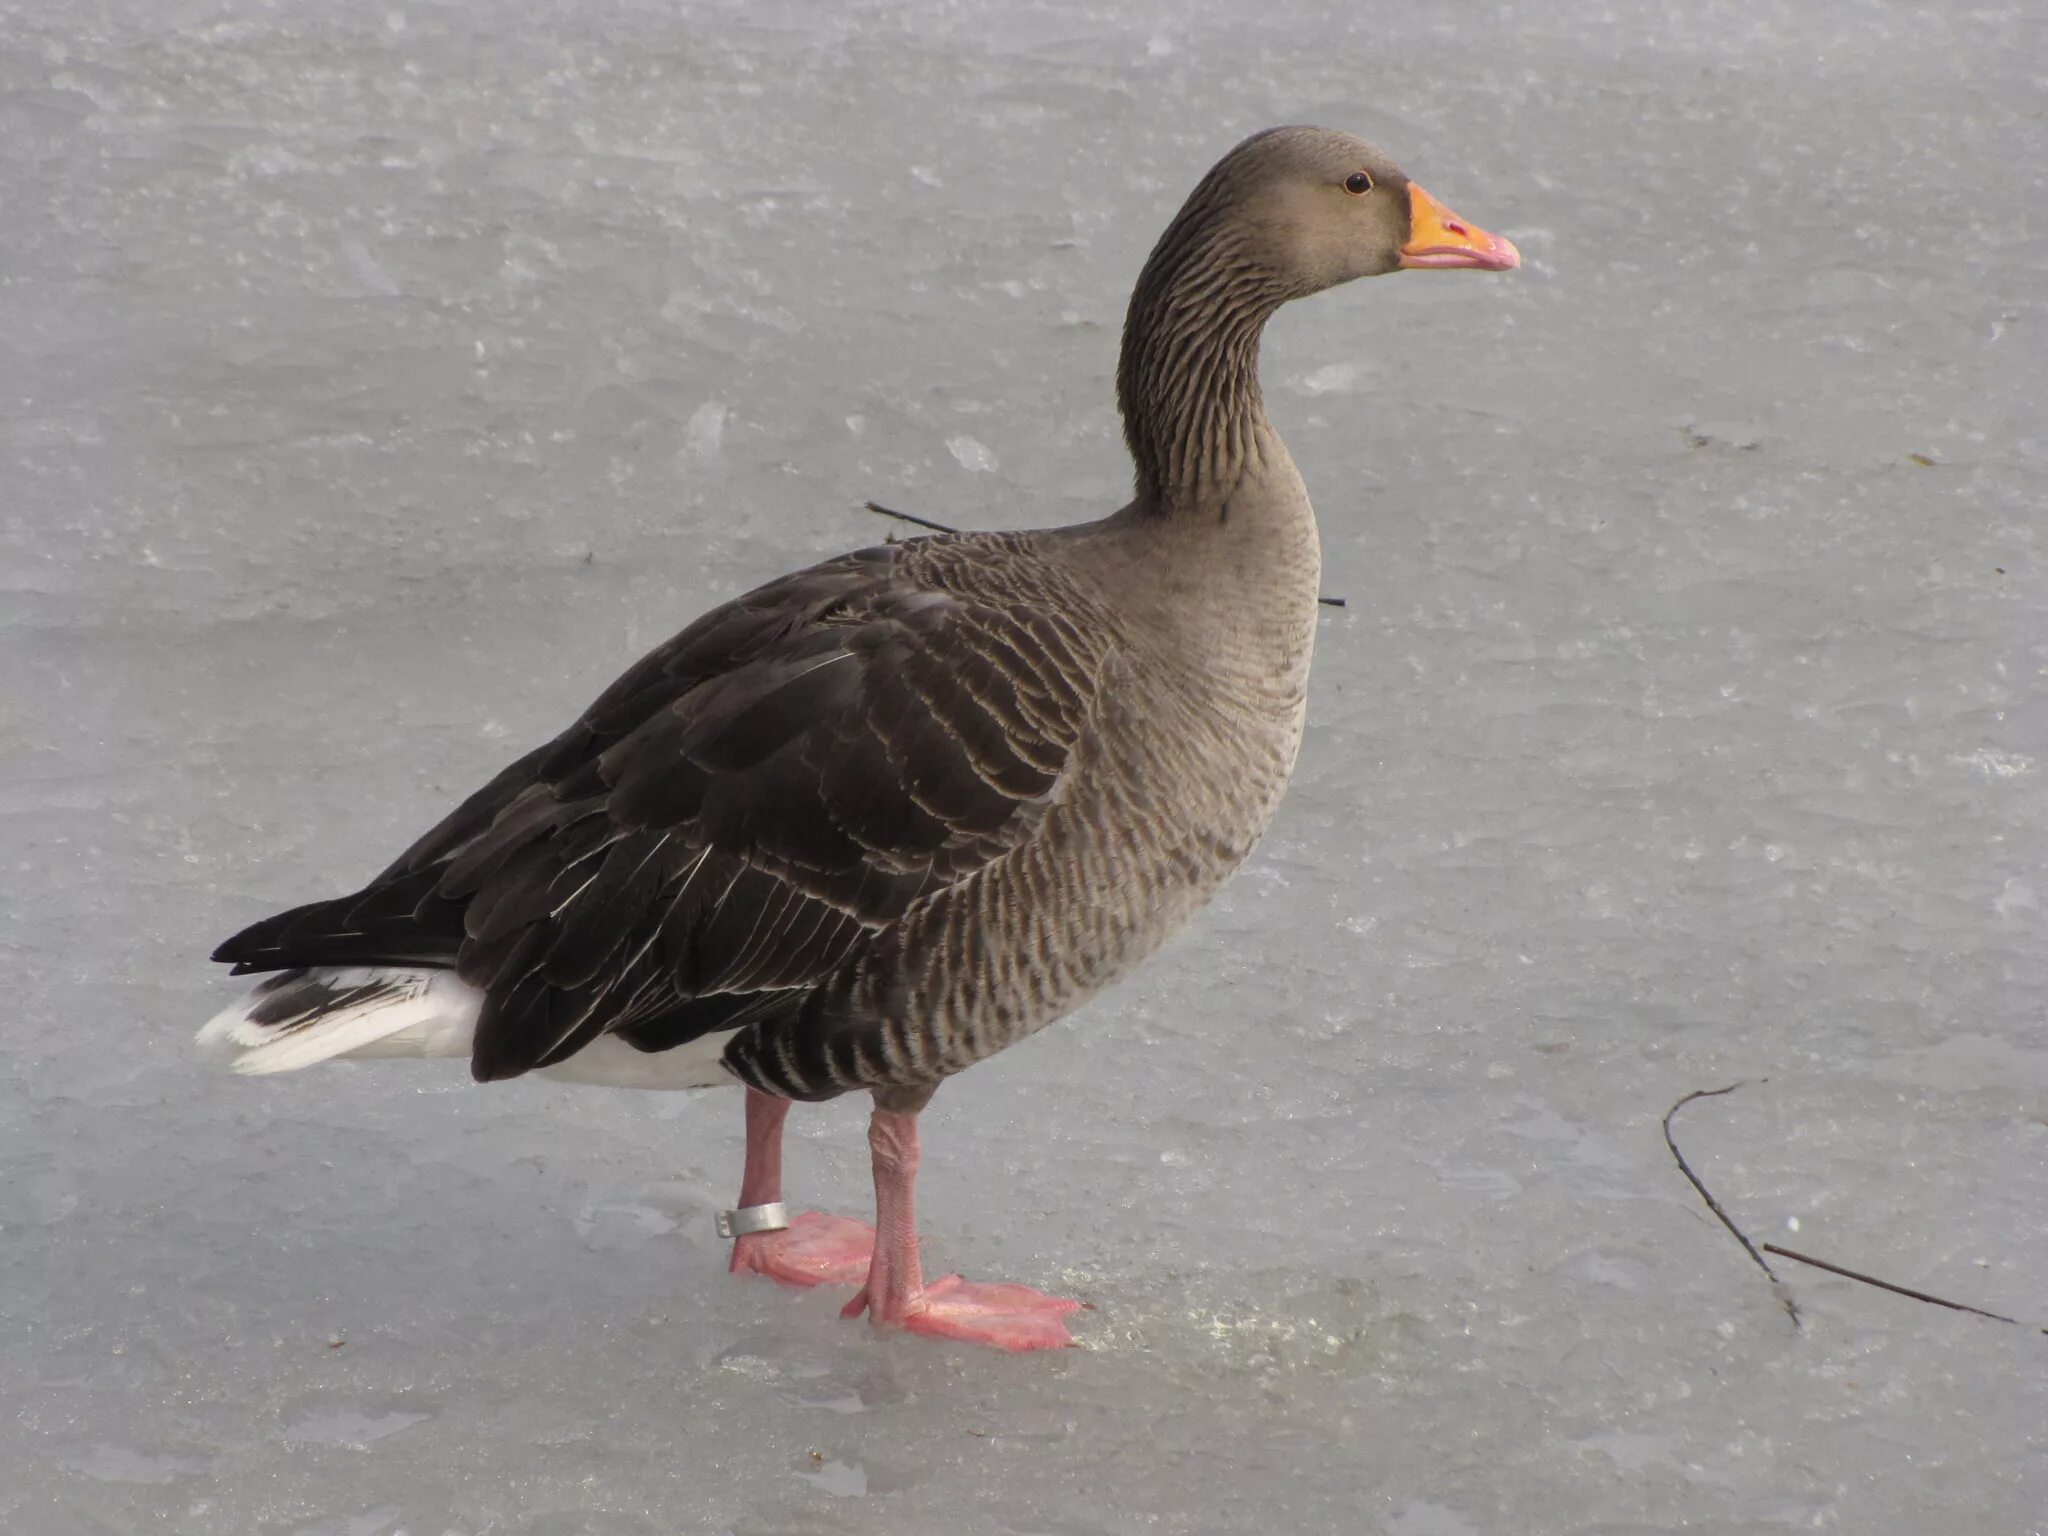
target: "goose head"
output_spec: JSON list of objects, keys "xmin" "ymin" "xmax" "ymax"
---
[
  {"xmin": 1119, "ymin": 126, "xmax": 1520, "ymax": 500},
  {"xmin": 1182, "ymin": 125, "xmax": 1521, "ymax": 296}
]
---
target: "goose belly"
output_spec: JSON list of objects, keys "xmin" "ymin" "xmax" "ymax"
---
[{"xmin": 538, "ymin": 1030, "xmax": 742, "ymax": 1090}]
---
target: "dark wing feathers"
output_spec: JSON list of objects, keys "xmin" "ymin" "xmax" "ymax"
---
[{"xmin": 213, "ymin": 541, "xmax": 1099, "ymax": 1085}]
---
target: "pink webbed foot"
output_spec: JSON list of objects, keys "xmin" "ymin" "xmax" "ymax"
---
[
  {"xmin": 841, "ymin": 1274, "xmax": 1086, "ymax": 1351},
  {"xmin": 728, "ymin": 1211, "xmax": 876, "ymax": 1289}
]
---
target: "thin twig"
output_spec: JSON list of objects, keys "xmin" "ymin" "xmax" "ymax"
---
[
  {"xmin": 1762, "ymin": 1244, "xmax": 2046, "ymax": 1334},
  {"xmin": 862, "ymin": 500, "xmax": 960, "ymax": 536},
  {"xmin": 860, "ymin": 501, "xmax": 1349, "ymax": 606},
  {"xmin": 1663, "ymin": 1083, "xmax": 1801, "ymax": 1329}
]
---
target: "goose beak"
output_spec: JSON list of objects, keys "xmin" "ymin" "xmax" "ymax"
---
[{"xmin": 1399, "ymin": 184, "xmax": 1521, "ymax": 272}]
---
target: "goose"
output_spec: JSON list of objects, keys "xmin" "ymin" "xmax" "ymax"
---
[{"xmin": 199, "ymin": 126, "xmax": 1518, "ymax": 1351}]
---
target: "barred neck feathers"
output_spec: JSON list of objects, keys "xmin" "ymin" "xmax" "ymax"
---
[{"xmin": 1116, "ymin": 191, "xmax": 1291, "ymax": 512}]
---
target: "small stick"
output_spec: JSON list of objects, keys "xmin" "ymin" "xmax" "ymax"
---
[
  {"xmin": 1663, "ymin": 1083, "xmax": 1801, "ymax": 1329},
  {"xmin": 1762, "ymin": 1244, "xmax": 2045, "ymax": 1334},
  {"xmin": 860, "ymin": 501, "xmax": 1349, "ymax": 606},
  {"xmin": 863, "ymin": 500, "xmax": 960, "ymax": 536}
]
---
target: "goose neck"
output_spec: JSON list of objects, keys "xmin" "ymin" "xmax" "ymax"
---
[{"xmin": 1116, "ymin": 222, "xmax": 1288, "ymax": 515}]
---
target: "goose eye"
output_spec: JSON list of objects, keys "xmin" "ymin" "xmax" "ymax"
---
[{"xmin": 1343, "ymin": 172, "xmax": 1374, "ymax": 195}]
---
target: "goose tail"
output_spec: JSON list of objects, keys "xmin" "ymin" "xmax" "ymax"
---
[{"xmin": 196, "ymin": 965, "xmax": 481, "ymax": 1075}]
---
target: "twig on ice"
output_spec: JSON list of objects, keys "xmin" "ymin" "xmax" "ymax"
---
[
  {"xmin": 1663, "ymin": 1082, "xmax": 1801, "ymax": 1330},
  {"xmin": 863, "ymin": 500, "xmax": 961, "ymax": 536},
  {"xmin": 1663, "ymin": 1085, "xmax": 2045, "ymax": 1338},
  {"xmin": 1763, "ymin": 1244, "xmax": 2046, "ymax": 1335}
]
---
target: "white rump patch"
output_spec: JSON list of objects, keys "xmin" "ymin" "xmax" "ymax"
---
[
  {"xmin": 196, "ymin": 966, "xmax": 742, "ymax": 1090},
  {"xmin": 537, "ymin": 1029, "xmax": 741, "ymax": 1090},
  {"xmin": 196, "ymin": 966, "xmax": 482, "ymax": 1075}
]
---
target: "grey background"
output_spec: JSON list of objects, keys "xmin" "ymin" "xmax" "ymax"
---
[{"xmin": 4, "ymin": 0, "xmax": 2044, "ymax": 1532}]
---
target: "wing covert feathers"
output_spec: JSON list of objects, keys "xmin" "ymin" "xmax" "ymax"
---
[{"xmin": 210, "ymin": 537, "xmax": 1109, "ymax": 1090}]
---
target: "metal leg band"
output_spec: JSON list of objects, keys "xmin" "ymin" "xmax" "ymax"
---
[{"xmin": 716, "ymin": 1201, "xmax": 790, "ymax": 1239}]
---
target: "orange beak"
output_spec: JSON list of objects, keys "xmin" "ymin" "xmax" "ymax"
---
[{"xmin": 1399, "ymin": 184, "xmax": 1521, "ymax": 272}]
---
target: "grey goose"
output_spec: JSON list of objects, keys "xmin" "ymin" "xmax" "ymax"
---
[{"xmin": 200, "ymin": 126, "xmax": 1519, "ymax": 1351}]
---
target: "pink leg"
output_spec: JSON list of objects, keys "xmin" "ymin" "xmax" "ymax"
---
[
  {"xmin": 839, "ymin": 1107, "xmax": 1084, "ymax": 1351},
  {"xmin": 726, "ymin": 1089, "xmax": 874, "ymax": 1289}
]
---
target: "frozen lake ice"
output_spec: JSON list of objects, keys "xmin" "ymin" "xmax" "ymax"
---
[{"xmin": 3, "ymin": 0, "xmax": 2044, "ymax": 1531}]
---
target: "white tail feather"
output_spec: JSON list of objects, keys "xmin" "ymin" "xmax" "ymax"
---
[
  {"xmin": 197, "ymin": 965, "xmax": 743, "ymax": 1089},
  {"xmin": 196, "ymin": 966, "xmax": 481, "ymax": 1075}
]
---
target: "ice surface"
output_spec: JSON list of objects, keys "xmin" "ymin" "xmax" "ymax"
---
[{"xmin": 3, "ymin": 0, "xmax": 2045, "ymax": 1531}]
